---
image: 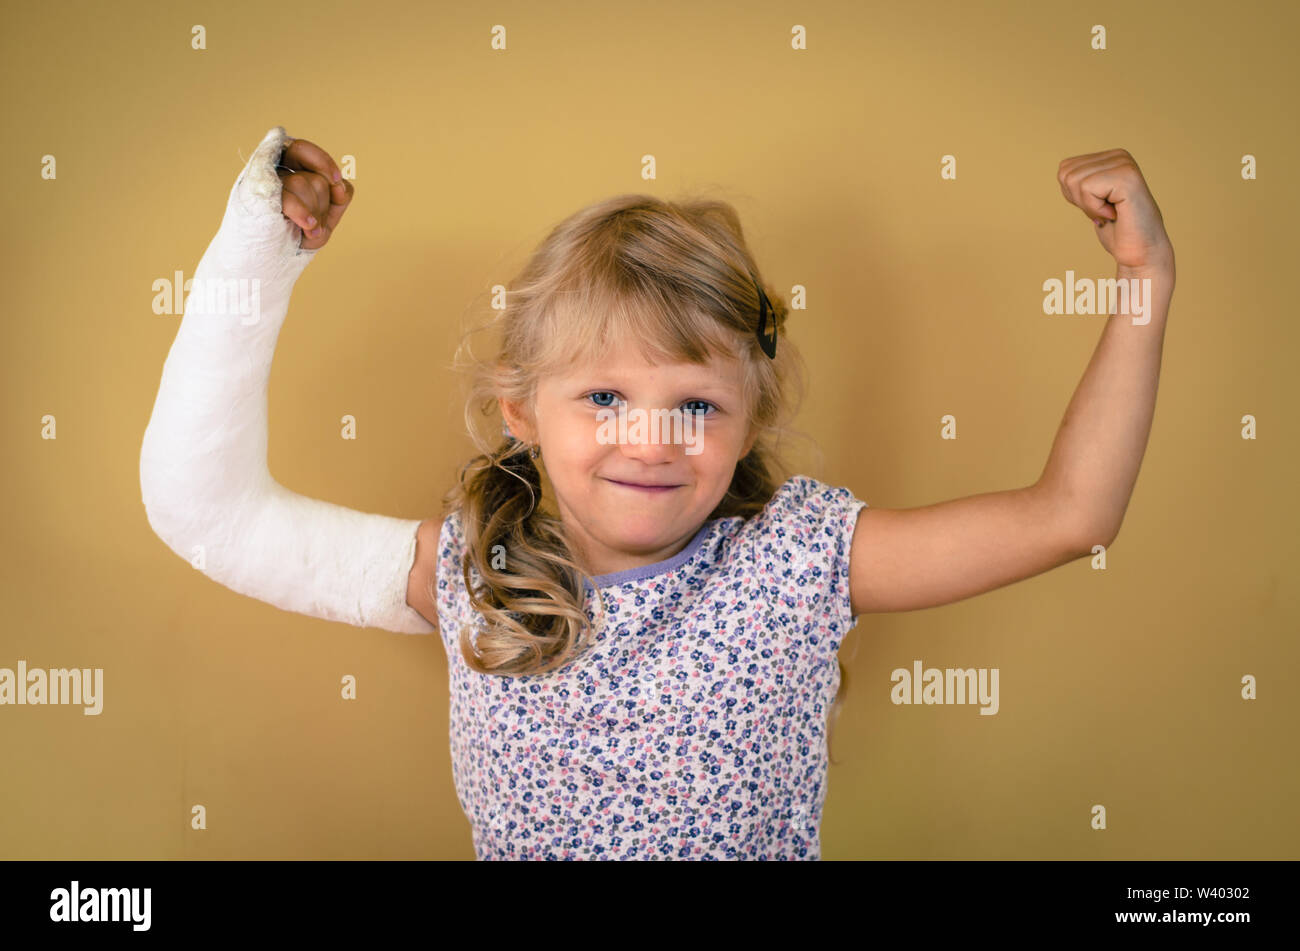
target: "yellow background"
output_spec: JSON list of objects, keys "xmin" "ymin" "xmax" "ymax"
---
[{"xmin": 2, "ymin": 0, "xmax": 1296, "ymax": 859}]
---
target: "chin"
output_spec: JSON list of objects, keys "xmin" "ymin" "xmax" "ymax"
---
[
  {"xmin": 607, "ymin": 513, "xmax": 681, "ymax": 546},
  {"xmin": 609, "ymin": 511, "xmax": 672, "ymax": 534}
]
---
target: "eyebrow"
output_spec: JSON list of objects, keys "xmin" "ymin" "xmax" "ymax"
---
[{"xmin": 568, "ymin": 378, "xmax": 740, "ymax": 395}]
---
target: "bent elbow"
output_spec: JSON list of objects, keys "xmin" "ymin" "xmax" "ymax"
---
[
  {"xmin": 1070, "ymin": 515, "xmax": 1119, "ymax": 557},
  {"xmin": 139, "ymin": 439, "xmax": 195, "ymax": 559}
]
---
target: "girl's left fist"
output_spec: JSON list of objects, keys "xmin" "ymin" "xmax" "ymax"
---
[{"xmin": 1057, "ymin": 149, "xmax": 1173, "ymax": 270}]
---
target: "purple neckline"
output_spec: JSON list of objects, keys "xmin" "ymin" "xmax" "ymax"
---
[{"xmin": 583, "ymin": 520, "xmax": 717, "ymax": 590}]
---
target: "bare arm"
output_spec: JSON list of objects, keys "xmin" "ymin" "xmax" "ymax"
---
[
  {"xmin": 1035, "ymin": 258, "xmax": 1174, "ymax": 545},
  {"xmin": 849, "ymin": 149, "xmax": 1175, "ymax": 617},
  {"xmin": 406, "ymin": 518, "xmax": 442, "ymax": 633},
  {"xmin": 849, "ymin": 484, "xmax": 1085, "ymax": 615}
]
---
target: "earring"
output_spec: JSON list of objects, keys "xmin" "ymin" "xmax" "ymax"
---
[{"xmin": 529, "ymin": 444, "xmax": 540, "ymax": 460}]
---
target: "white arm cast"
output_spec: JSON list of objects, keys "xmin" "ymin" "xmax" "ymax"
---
[{"xmin": 139, "ymin": 126, "xmax": 436, "ymax": 635}]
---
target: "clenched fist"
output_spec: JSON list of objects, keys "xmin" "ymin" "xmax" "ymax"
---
[
  {"xmin": 276, "ymin": 137, "xmax": 354, "ymax": 251},
  {"xmin": 1057, "ymin": 149, "xmax": 1174, "ymax": 272}
]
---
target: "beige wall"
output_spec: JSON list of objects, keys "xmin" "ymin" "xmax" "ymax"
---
[{"xmin": 2, "ymin": 0, "xmax": 1296, "ymax": 859}]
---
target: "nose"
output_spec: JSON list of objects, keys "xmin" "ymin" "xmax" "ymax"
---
[
  {"xmin": 616, "ymin": 432, "xmax": 679, "ymax": 465},
  {"xmin": 612, "ymin": 405, "xmax": 686, "ymax": 465}
]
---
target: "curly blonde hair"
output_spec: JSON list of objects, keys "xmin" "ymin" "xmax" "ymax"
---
[{"xmin": 439, "ymin": 192, "xmax": 851, "ymax": 762}]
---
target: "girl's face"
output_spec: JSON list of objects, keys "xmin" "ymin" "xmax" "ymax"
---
[{"xmin": 501, "ymin": 340, "xmax": 757, "ymax": 579}]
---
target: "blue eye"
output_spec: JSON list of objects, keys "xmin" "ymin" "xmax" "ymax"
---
[{"xmin": 584, "ymin": 392, "xmax": 716, "ymax": 415}]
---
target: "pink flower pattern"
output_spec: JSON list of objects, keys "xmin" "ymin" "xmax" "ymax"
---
[{"xmin": 435, "ymin": 475, "xmax": 867, "ymax": 859}]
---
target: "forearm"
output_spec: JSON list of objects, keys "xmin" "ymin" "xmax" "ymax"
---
[
  {"xmin": 141, "ymin": 142, "xmax": 314, "ymax": 517},
  {"xmin": 140, "ymin": 126, "xmax": 434, "ymax": 635},
  {"xmin": 1036, "ymin": 256, "xmax": 1176, "ymax": 547}
]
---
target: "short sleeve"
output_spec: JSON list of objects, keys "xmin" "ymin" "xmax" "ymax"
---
[
  {"xmin": 750, "ymin": 475, "xmax": 868, "ymax": 660},
  {"xmin": 435, "ymin": 509, "xmax": 469, "ymax": 655}
]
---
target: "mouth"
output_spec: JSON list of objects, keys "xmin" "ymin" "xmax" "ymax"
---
[{"xmin": 603, "ymin": 478, "xmax": 683, "ymax": 494}]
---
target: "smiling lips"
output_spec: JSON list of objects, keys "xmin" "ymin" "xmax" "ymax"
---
[{"xmin": 605, "ymin": 478, "xmax": 682, "ymax": 493}]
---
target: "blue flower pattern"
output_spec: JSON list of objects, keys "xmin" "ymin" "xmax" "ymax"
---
[{"xmin": 435, "ymin": 475, "xmax": 867, "ymax": 859}]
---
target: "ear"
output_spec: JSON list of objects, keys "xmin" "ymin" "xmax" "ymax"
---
[
  {"xmin": 499, "ymin": 397, "xmax": 534, "ymax": 442},
  {"xmin": 740, "ymin": 426, "xmax": 759, "ymax": 459}
]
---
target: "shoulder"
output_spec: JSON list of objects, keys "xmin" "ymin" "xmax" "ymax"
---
[
  {"xmin": 728, "ymin": 475, "xmax": 867, "ymax": 623},
  {"xmin": 747, "ymin": 475, "xmax": 868, "ymax": 563},
  {"xmin": 711, "ymin": 474, "xmax": 869, "ymax": 657}
]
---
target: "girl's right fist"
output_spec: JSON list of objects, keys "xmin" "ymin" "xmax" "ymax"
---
[{"xmin": 276, "ymin": 137, "xmax": 354, "ymax": 251}]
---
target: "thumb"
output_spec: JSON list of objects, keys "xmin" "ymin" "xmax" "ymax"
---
[
  {"xmin": 1082, "ymin": 194, "xmax": 1118, "ymax": 227},
  {"xmin": 1078, "ymin": 177, "xmax": 1121, "ymax": 226}
]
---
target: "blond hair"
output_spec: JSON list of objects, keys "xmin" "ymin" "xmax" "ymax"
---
[{"xmin": 440, "ymin": 192, "xmax": 849, "ymax": 762}]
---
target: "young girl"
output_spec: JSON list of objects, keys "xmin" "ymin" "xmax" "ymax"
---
[{"xmin": 141, "ymin": 126, "xmax": 1175, "ymax": 860}]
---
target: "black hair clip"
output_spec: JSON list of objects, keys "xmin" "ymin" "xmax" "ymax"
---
[{"xmin": 755, "ymin": 283, "xmax": 777, "ymax": 358}]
